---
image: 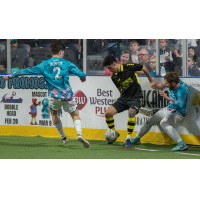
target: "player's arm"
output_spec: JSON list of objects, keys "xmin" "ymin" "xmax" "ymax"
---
[
  {"xmin": 170, "ymin": 90, "xmax": 188, "ymax": 109},
  {"xmin": 117, "ymin": 87, "xmax": 122, "ymax": 94},
  {"xmin": 141, "ymin": 65, "xmax": 157, "ymax": 89},
  {"xmin": 3, "ymin": 63, "xmax": 43, "ymax": 80},
  {"xmin": 160, "ymin": 90, "xmax": 188, "ymax": 108},
  {"xmin": 156, "ymin": 82, "xmax": 166, "ymax": 89},
  {"xmin": 69, "ymin": 63, "xmax": 86, "ymax": 82}
]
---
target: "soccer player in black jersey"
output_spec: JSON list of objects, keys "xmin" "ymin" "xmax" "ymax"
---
[{"xmin": 103, "ymin": 55, "xmax": 157, "ymax": 147}]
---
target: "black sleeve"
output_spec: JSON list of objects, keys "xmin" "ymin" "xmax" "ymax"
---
[
  {"xmin": 121, "ymin": 64, "xmax": 143, "ymax": 72},
  {"xmin": 111, "ymin": 75, "xmax": 120, "ymax": 88}
]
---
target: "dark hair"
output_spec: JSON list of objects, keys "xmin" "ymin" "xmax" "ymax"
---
[
  {"xmin": 50, "ymin": 42, "xmax": 65, "ymax": 55},
  {"xmin": 164, "ymin": 72, "xmax": 180, "ymax": 84},
  {"xmin": 188, "ymin": 46, "xmax": 197, "ymax": 61},
  {"xmin": 103, "ymin": 55, "xmax": 117, "ymax": 66}
]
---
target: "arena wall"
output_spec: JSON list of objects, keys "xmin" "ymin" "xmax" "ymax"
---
[{"xmin": 0, "ymin": 75, "xmax": 200, "ymax": 145}]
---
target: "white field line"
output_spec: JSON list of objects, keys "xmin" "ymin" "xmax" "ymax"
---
[
  {"xmin": 134, "ymin": 148, "xmax": 159, "ymax": 152},
  {"xmin": 175, "ymin": 152, "xmax": 200, "ymax": 157}
]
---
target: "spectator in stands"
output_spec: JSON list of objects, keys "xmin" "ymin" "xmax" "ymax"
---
[
  {"xmin": 0, "ymin": 39, "xmax": 28, "ymax": 74},
  {"xmin": 148, "ymin": 39, "xmax": 156, "ymax": 56},
  {"xmin": 174, "ymin": 39, "xmax": 197, "ymax": 74},
  {"xmin": 129, "ymin": 40, "xmax": 139, "ymax": 63},
  {"xmin": 149, "ymin": 56, "xmax": 156, "ymax": 76},
  {"xmin": 160, "ymin": 39, "xmax": 174, "ymax": 72},
  {"xmin": 188, "ymin": 55, "xmax": 200, "ymax": 76},
  {"xmin": 137, "ymin": 49, "xmax": 151, "ymax": 75},
  {"xmin": 104, "ymin": 49, "xmax": 132, "ymax": 75},
  {"xmin": 188, "ymin": 46, "xmax": 199, "ymax": 67},
  {"xmin": 174, "ymin": 39, "xmax": 197, "ymax": 58},
  {"xmin": 149, "ymin": 56, "xmax": 166, "ymax": 76}
]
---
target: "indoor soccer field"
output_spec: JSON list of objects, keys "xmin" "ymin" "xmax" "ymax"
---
[{"xmin": 1, "ymin": 135, "xmax": 200, "ymax": 159}]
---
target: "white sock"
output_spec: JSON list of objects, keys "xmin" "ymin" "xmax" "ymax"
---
[
  {"xmin": 163, "ymin": 125, "xmax": 182, "ymax": 143},
  {"xmin": 55, "ymin": 122, "xmax": 66, "ymax": 139},
  {"xmin": 160, "ymin": 118, "xmax": 182, "ymax": 143},
  {"xmin": 126, "ymin": 135, "xmax": 131, "ymax": 140},
  {"xmin": 74, "ymin": 120, "xmax": 82, "ymax": 136}
]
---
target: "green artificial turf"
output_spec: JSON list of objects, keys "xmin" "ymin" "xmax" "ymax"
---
[{"xmin": 0, "ymin": 136, "xmax": 200, "ymax": 159}]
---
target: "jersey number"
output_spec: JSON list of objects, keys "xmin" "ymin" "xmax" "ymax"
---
[{"xmin": 53, "ymin": 67, "xmax": 62, "ymax": 80}]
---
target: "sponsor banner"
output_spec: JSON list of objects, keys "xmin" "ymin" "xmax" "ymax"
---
[
  {"xmin": 0, "ymin": 75, "xmax": 60, "ymax": 127},
  {"xmin": 0, "ymin": 75, "xmax": 200, "ymax": 137}
]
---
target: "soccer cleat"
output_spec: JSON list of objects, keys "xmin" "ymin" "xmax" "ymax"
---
[
  {"xmin": 125, "ymin": 139, "xmax": 132, "ymax": 148},
  {"xmin": 172, "ymin": 143, "xmax": 188, "ymax": 151},
  {"xmin": 35, "ymin": 122, "xmax": 38, "ymax": 125},
  {"xmin": 61, "ymin": 137, "xmax": 69, "ymax": 144},
  {"xmin": 131, "ymin": 137, "xmax": 141, "ymax": 145},
  {"xmin": 31, "ymin": 122, "xmax": 34, "ymax": 125},
  {"xmin": 77, "ymin": 135, "xmax": 90, "ymax": 148}
]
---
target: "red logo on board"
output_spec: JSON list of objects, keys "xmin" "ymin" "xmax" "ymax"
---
[{"xmin": 74, "ymin": 90, "xmax": 88, "ymax": 110}]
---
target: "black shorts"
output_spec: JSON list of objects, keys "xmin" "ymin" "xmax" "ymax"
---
[{"xmin": 112, "ymin": 97, "xmax": 143, "ymax": 114}]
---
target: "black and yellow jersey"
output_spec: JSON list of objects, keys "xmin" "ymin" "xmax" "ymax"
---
[{"xmin": 111, "ymin": 63, "xmax": 143, "ymax": 99}]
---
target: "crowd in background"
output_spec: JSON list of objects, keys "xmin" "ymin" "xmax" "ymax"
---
[
  {"xmin": 0, "ymin": 39, "xmax": 200, "ymax": 76},
  {"xmin": 103, "ymin": 39, "xmax": 200, "ymax": 77}
]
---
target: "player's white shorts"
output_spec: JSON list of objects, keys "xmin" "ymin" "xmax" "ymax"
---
[
  {"xmin": 158, "ymin": 107, "xmax": 184, "ymax": 124},
  {"xmin": 147, "ymin": 107, "xmax": 184, "ymax": 126},
  {"xmin": 48, "ymin": 96, "xmax": 77, "ymax": 113}
]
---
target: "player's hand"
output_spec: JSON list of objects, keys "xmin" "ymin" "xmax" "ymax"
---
[
  {"xmin": 150, "ymin": 81, "xmax": 157, "ymax": 89},
  {"xmin": 156, "ymin": 82, "xmax": 166, "ymax": 89},
  {"xmin": 80, "ymin": 77, "xmax": 86, "ymax": 82},
  {"xmin": 3, "ymin": 75, "xmax": 10, "ymax": 81},
  {"xmin": 159, "ymin": 90, "xmax": 170, "ymax": 101}
]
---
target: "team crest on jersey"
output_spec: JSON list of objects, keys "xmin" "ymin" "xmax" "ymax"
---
[{"xmin": 74, "ymin": 90, "xmax": 88, "ymax": 110}]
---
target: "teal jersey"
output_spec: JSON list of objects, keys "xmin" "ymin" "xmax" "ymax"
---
[
  {"xmin": 9, "ymin": 57, "xmax": 86, "ymax": 101},
  {"xmin": 168, "ymin": 80, "xmax": 189, "ymax": 116}
]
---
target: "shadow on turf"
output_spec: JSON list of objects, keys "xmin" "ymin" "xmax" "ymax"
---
[{"xmin": 0, "ymin": 141, "xmax": 84, "ymax": 149}]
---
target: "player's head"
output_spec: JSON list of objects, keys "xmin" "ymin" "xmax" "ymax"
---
[
  {"xmin": 103, "ymin": 55, "xmax": 118, "ymax": 73},
  {"xmin": 164, "ymin": 72, "xmax": 180, "ymax": 90},
  {"xmin": 50, "ymin": 42, "xmax": 65, "ymax": 58},
  {"xmin": 129, "ymin": 40, "xmax": 139, "ymax": 52},
  {"xmin": 120, "ymin": 49, "xmax": 132, "ymax": 64}
]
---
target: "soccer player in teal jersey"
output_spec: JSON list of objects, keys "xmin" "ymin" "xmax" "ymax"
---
[
  {"xmin": 132, "ymin": 72, "xmax": 189, "ymax": 151},
  {"xmin": 4, "ymin": 42, "xmax": 89, "ymax": 148}
]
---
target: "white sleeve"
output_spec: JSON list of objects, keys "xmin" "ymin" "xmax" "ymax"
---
[
  {"xmin": 175, "ymin": 40, "xmax": 180, "ymax": 50},
  {"xmin": 190, "ymin": 39, "xmax": 197, "ymax": 47}
]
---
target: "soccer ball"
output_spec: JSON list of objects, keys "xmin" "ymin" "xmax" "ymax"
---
[{"xmin": 104, "ymin": 129, "xmax": 120, "ymax": 144}]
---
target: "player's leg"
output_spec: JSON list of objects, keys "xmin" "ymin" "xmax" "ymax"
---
[
  {"xmin": 105, "ymin": 98, "xmax": 127, "ymax": 132},
  {"xmin": 49, "ymin": 98, "xmax": 68, "ymax": 144},
  {"xmin": 50, "ymin": 108, "xmax": 68, "ymax": 144},
  {"xmin": 123, "ymin": 108, "xmax": 137, "ymax": 147},
  {"xmin": 66, "ymin": 99, "xmax": 89, "ymax": 148},
  {"xmin": 105, "ymin": 105, "xmax": 118, "ymax": 130},
  {"xmin": 160, "ymin": 110, "xmax": 188, "ymax": 151},
  {"xmin": 131, "ymin": 108, "xmax": 164, "ymax": 144}
]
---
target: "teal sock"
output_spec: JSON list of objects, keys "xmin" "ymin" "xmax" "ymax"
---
[{"xmin": 178, "ymin": 141, "xmax": 184, "ymax": 145}]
